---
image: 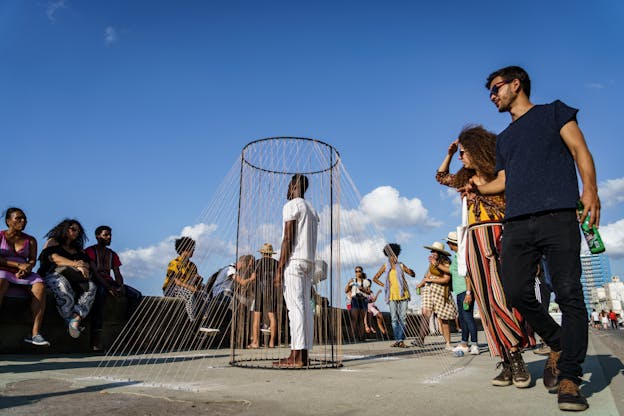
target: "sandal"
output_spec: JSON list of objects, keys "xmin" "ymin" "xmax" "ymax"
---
[{"xmin": 396, "ymin": 341, "xmax": 408, "ymax": 348}]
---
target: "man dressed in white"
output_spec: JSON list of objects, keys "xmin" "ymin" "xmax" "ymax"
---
[{"xmin": 274, "ymin": 174, "xmax": 319, "ymax": 368}]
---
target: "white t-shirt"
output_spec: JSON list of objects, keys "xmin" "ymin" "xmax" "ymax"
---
[
  {"xmin": 282, "ymin": 197, "xmax": 319, "ymax": 263},
  {"xmin": 350, "ymin": 278, "xmax": 371, "ymax": 297},
  {"xmin": 591, "ymin": 311, "xmax": 600, "ymax": 322}
]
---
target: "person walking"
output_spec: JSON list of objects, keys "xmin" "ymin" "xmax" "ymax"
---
[
  {"xmin": 475, "ymin": 65, "xmax": 599, "ymax": 411},
  {"xmin": 445, "ymin": 231, "xmax": 479, "ymax": 355}
]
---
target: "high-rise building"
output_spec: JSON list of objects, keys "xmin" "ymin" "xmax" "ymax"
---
[{"xmin": 580, "ymin": 252, "xmax": 612, "ymax": 314}]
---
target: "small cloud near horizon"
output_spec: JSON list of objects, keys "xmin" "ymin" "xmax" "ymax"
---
[
  {"xmin": 585, "ymin": 82, "xmax": 604, "ymax": 89},
  {"xmin": 104, "ymin": 26, "xmax": 119, "ymax": 46},
  {"xmin": 599, "ymin": 177, "xmax": 624, "ymax": 207},
  {"xmin": 601, "ymin": 218, "xmax": 624, "ymax": 259}
]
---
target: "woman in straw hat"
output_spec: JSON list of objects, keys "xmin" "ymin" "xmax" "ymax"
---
[
  {"xmin": 416, "ymin": 242, "xmax": 457, "ymax": 350},
  {"xmin": 435, "ymin": 125, "xmax": 533, "ymax": 388},
  {"xmin": 238, "ymin": 243, "xmax": 279, "ymax": 348}
]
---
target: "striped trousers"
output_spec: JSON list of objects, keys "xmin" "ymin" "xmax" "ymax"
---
[{"xmin": 466, "ymin": 222, "xmax": 534, "ymax": 358}]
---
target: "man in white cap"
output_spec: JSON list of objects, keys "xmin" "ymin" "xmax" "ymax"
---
[{"xmin": 439, "ymin": 232, "xmax": 479, "ymax": 355}]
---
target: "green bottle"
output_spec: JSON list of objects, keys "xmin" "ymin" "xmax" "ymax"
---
[{"xmin": 577, "ymin": 201, "xmax": 606, "ymax": 254}]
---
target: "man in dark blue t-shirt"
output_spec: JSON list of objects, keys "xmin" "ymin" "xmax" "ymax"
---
[{"xmin": 475, "ymin": 66, "xmax": 600, "ymax": 412}]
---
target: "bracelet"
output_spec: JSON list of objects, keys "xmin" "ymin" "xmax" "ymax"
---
[{"xmin": 466, "ymin": 290, "xmax": 471, "ymax": 295}]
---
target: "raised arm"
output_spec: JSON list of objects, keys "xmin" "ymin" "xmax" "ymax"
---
[
  {"xmin": 400, "ymin": 262, "xmax": 415, "ymax": 277},
  {"xmin": 436, "ymin": 140, "xmax": 460, "ymax": 187},
  {"xmin": 372, "ymin": 264, "xmax": 387, "ymax": 287},
  {"xmin": 560, "ymin": 120, "xmax": 600, "ymax": 227}
]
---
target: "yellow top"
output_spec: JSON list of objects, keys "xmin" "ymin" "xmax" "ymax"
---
[
  {"xmin": 389, "ymin": 269, "xmax": 409, "ymax": 301},
  {"xmin": 468, "ymin": 199, "xmax": 505, "ymax": 225},
  {"xmin": 163, "ymin": 256, "xmax": 199, "ymax": 291}
]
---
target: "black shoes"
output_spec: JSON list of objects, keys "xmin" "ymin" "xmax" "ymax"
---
[
  {"xmin": 543, "ymin": 350, "xmax": 561, "ymax": 391},
  {"xmin": 509, "ymin": 349, "xmax": 531, "ymax": 388},
  {"xmin": 558, "ymin": 379, "xmax": 589, "ymax": 411},
  {"xmin": 491, "ymin": 361, "xmax": 512, "ymax": 386}
]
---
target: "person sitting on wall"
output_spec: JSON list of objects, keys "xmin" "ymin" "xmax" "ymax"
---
[{"xmin": 85, "ymin": 225, "xmax": 142, "ymax": 351}]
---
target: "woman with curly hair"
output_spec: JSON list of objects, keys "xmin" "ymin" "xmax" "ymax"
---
[
  {"xmin": 37, "ymin": 219, "xmax": 96, "ymax": 338},
  {"xmin": 436, "ymin": 125, "xmax": 533, "ymax": 387}
]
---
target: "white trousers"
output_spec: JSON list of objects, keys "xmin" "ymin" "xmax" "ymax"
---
[{"xmin": 283, "ymin": 259, "xmax": 314, "ymax": 350}]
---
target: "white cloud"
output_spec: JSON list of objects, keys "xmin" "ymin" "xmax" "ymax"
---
[
  {"xmin": 104, "ymin": 26, "xmax": 119, "ymax": 45},
  {"xmin": 585, "ymin": 83, "xmax": 604, "ymax": 89},
  {"xmin": 119, "ymin": 223, "xmax": 235, "ymax": 281},
  {"xmin": 602, "ymin": 219, "xmax": 624, "ymax": 259},
  {"xmin": 46, "ymin": 0, "xmax": 67, "ymax": 22},
  {"xmin": 395, "ymin": 231, "xmax": 413, "ymax": 244},
  {"xmin": 360, "ymin": 186, "xmax": 441, "ymax": 229},
  {"xmin": 317, "ymin": 236, "xmax": 387, "ymax": 270},
  {"xmin": 599, "ymin": 177, "xmax": 624, "ymax": 207}
]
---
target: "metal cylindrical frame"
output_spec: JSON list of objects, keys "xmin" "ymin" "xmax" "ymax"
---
[{"xmin": 230, "ymin": 137, "xmax": 342, "ymax": 369}]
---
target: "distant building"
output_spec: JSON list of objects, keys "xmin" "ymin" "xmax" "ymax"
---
[
  {"xmin": 580, "ymin": 252, "xmax": 612, "ymax": 314},
  {"xmin": 604, "ymin": 276, "xmax": 624, "ymax": 313}
]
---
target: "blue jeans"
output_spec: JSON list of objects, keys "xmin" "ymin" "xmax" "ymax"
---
[
  {"xmin": 501, "ymin": 209, "xmax": 586, "ymax": 384},
  {"xmin": 389, "ymin": 300, "xmax": 408, "ymax": 341},
  {"xmin": 456, "ymin": 291, "xmax": 478, "ymax": 344}
]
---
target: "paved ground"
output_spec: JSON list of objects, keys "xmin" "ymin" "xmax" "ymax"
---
[{"xmin": 0, "ymin": 328, "xmax": 622, "ymax": 416}]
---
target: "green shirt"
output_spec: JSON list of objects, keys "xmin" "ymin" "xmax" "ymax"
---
[{"xmin": 450, "ymin": 253, "xmax": 466, "ymax": 294}]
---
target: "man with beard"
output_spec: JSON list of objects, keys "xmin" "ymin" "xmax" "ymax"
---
[
  {"xmin": 475, "ymin": 66, "xmax": 599, "ymax": 411},
  {"xmin": 86, "ymin": 225, "xmax": 142, "ymax": 351}
]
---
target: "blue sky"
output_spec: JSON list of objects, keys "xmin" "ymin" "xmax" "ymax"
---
[{"xmin": 2, "ymin": 0, "xmax": 623, "ymax": 296}]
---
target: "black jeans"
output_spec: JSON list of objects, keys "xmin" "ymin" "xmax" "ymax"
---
[{"xmin": 501, "ymin": 209, "xmax": 587, "ymax": 384}]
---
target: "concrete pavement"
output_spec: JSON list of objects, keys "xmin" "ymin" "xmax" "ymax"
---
[{"xmin": 0, "ymin": 328, "xmax": 622, "ymax": 416}]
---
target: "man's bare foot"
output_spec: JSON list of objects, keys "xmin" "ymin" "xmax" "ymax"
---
[{"xmin": 273, "ymin": 350, "xmax": 295, "ymax": 367}]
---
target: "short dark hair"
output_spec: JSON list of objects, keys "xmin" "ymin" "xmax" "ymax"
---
[
  {"xmin": 4, "ymin": 207, "xmax": 25, "ymax": 224},
  {"xmin": 95, "ymin": 225, "xmax": 111, "ymax": 236},
  {"xmin": 486, "ymin": 66, "xmax": 531, "ymax": 98},
  {"xmin": 174, "ymin": 236, "xmax": 196, "ymax": 255},
  {"xmin": 291, "ymin": 174, "xmax": 309, "ymax": 193},
  {"xmin": 383, "ymin": 243, "xmax": 401, "ymax": 258}
]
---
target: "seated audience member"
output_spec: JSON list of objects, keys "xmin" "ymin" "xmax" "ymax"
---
[
  {"xmin": 0, "ymin": 208, "xmax": 50, "ymax": 346},
  {"xmin": 202, "ymin": 255, "xmax": 256, "ymax": 334},
  {"xmin": 38, "ymin": 219, "xmax": 97, "ymax": 339},
  {"xmin": 163, "ymin": 237, "xmax": 205, "ymax": 322},
  {"xmin": 85, "ymin": 225, "xmax": 142, "ymax": 351}
]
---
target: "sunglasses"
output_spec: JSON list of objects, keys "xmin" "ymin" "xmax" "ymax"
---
[
  {"xmin": 489, "ymin": 79, "xmax": 512, "ymax": 96},
  {"xmin": 459, "ymin": 150, "xmax": 465, "ymax": 158},
  {"xmin": 355, "ymin": 269, "xmax": 363, "ymax": 273}
]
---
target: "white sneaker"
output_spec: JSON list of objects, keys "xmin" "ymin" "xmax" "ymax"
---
[
  {"xmin": 199, "ymin": 327, "xmax": 220, "ymax": 335},
  {"xmin": 470, "ymin": 344, "xmax": 480, "ymax": 355},
  {"xmin": 453, "ymin": 343, "xmax": 469, "ymax": 353}
]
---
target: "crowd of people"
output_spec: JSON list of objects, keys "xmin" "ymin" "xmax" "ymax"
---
[
  {"xmin": 1, "ymin": 65, "xmax": 602, "ymax": 412},
  {"xmin": 0, "ymin": 209, "xmax": 142, "ymax": 350}
]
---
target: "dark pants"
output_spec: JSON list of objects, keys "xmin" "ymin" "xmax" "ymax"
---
[
  {"xmin": 501, "ymin": 210, "xmax": 587, "ymax": 385},
  {"xmin": 91, "ymin": 283, "xmax": 143, "ymax": 335},
  {"xmin": 456, "ymin": 291, "xmax": 478, "ymax": 344}
]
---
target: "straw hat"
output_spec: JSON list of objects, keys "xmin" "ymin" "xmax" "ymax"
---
[
  {"xmin": 259, "ymin": 243, "xmax": 276, "ymax": 255},
  {"xmin": 423, "ymin": 241, "xmax": 451, "ymax": 257},
  {"xmin": 446, "ymin": 231, "xmax": 458, "ymax": 245}
]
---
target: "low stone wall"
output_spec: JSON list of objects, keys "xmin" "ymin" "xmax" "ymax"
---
[{"xmin": 1, "ymin": 291, "xmax": 483, "ymax": 354}]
